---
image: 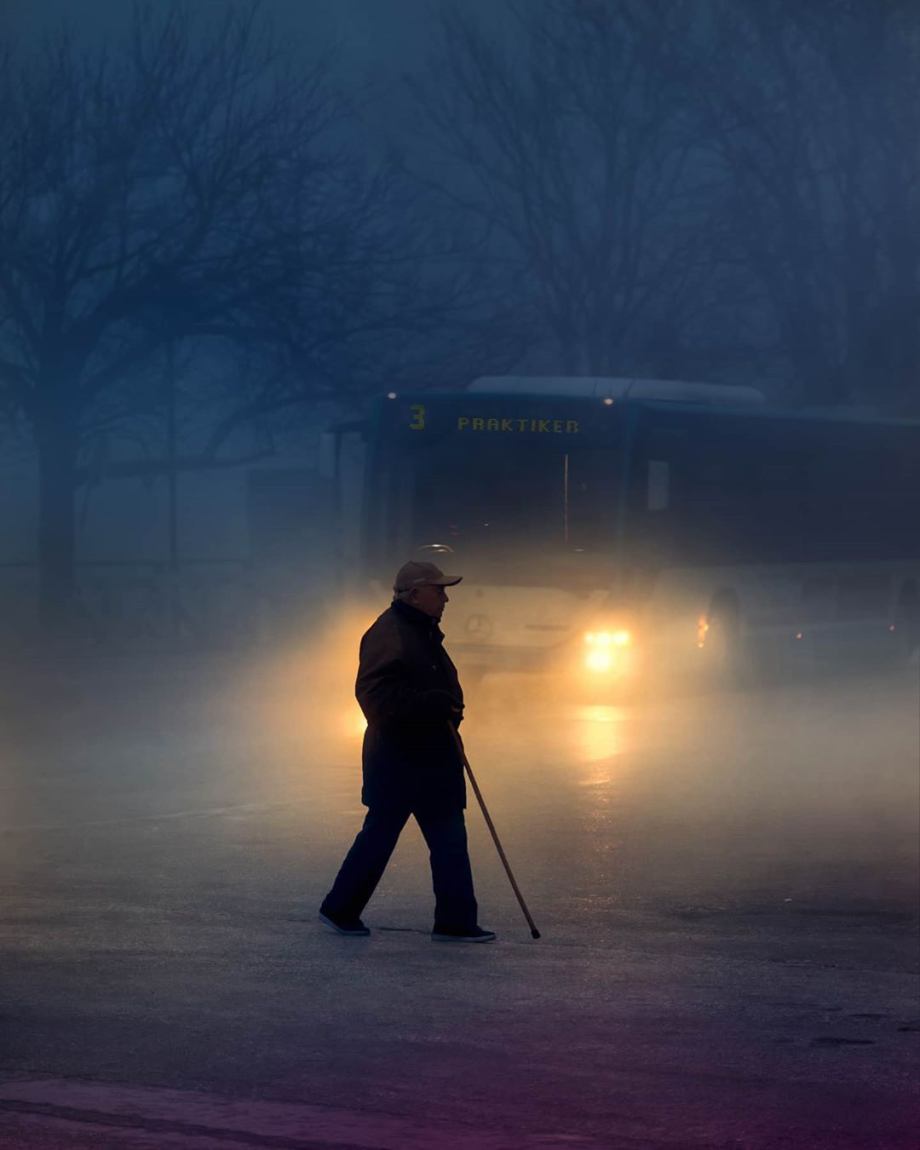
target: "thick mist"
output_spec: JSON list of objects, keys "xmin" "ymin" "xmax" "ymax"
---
[{"xmin": 1, "ymin": 4, "xmax": 918, "ymax": 1145}]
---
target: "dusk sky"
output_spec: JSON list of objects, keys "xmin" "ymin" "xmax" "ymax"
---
[{"xmin": 2, "ymin": 0, "xmax": 449, "ymax": 76}]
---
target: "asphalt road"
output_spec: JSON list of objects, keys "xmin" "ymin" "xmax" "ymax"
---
[{"xmin": 0, "ymin": 645, "xmax": 918, "ymax": 1148}]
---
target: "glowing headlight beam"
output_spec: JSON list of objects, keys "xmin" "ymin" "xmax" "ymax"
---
[
  {"xmin": 585, "ymin": 630, "xmax": 631, "ymax": 648},
  {"xmin": 585, "ymin": 650, "xmax": 614, "ymax": 673}
]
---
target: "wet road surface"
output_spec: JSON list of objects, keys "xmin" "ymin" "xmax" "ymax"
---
[{"xmin": 0, "ymin": 648, "xmax": 917, "ymax": 1148}]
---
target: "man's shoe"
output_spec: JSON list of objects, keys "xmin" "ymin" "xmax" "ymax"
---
[
  {"xmin": 431, "ymin": 926, "xmax": 497, "ymax": 943},
  {"xmin": 319, "ymin": 910, "xmax": 371, "ymax": 937}
]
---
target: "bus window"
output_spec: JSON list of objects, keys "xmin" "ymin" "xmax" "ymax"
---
[
  {"xmin": 626, "ymin": 424, "xmax": 688, "ymax": 564},
  {"xmin": 565, "ymin": 449, "xmax": 618, "ymax": 551},
  {"xmin": 405, "ymin": 441, "xmax": 617, "ymax": 560},
  {"xmin": 634, "ymin": 419, "xmax": 761, "ymax": 563},
  {"xmin": 756, "ymin": 454, "xmax": 810, "ymax": 562}
]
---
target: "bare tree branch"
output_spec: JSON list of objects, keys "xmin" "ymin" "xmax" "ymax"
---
[{"xmin": 410, "ymin": 0, "xmax": 706, "ymax": 375}]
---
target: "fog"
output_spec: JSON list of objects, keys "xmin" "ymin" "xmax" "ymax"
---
[
  {"xmin": 2, "ymin": 600, "xmax": 917, "ymax": 1143},
  {"xmin": 0, "ymin": 6, "xmax": 918, "ymax": 1142},
  {"xmin": 1, "ymin": 1, "xmax": 919, "ymax": 649},
  {"xmin": 4, "ymin": 621, "xmax": 915, "ymax": 930}
]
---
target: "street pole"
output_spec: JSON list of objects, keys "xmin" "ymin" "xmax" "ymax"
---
[
  {"xmin": 167, "ymin": 341, "xmax": 178, "ymax": 575},
  {"xmin": 166, "ymin": 342, "xmax": 180, "ymax": 642}
]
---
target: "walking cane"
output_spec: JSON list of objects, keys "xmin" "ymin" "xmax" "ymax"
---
[{"xmin": 448, "ymin": 724, "xmax": 541, "ymax": 939}]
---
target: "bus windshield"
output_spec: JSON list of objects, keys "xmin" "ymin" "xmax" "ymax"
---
[{"xmin": 406, "ymin": 438, "xmax": 619, "ymax": 572}]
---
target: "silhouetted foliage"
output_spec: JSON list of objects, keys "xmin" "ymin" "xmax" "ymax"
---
[
  {"xmin": 414, "ymin": 0, "xmax": 726, "ymax": 378},
  {"xmin": 0, "ymin": 2, "xmax": 511, "ymax": 635},
  {"xmin": 416, "ymin": 0, "xmax": 920, "ymax": 406},
  {"xmin": 679, "ymin": 0, "xmax": 920, "ymax": 406}
]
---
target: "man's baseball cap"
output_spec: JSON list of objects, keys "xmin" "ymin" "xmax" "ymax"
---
[{"xmin": 394, "ymin": 560, "xmax": 463, "ymax": 592}]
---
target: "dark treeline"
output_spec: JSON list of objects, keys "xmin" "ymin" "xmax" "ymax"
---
[
  {"xmin": 414, "ymin": 0, "xmax": 919, "ymax": 407},
  {"xmin": 0, "ymin": 0, "xmax": 917, "ymax": 632}
]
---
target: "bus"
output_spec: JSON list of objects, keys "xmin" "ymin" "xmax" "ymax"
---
[{"xmin": 333, "ymin": 377, "xmax": 920, "ymax": 689}]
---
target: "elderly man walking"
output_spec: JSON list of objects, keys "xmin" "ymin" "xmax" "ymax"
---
[{"xmin": 319, "ymin": 560, "xmax": 495, "ymax": 943}]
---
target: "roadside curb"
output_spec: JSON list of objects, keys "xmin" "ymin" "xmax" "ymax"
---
[{"xmin": 0, "ymin": 1080, "xmax": 606, "ymax": 1150}]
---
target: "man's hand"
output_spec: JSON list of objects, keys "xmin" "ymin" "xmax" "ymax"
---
[{"xmin": 424, "ymin": 689, "xmax": 463, "ymax": 718}]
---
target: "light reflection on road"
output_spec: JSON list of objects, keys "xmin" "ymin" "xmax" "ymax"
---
[
  {"xmin": 1, "ymin": 651, "xmax": 917, "ymax": 934},
  {"xmin": 572, "ymin": 703, "xmax": 628, "ymax": 769},
  {"xmin": 0, "ymin": 652, "xmax": 917, "ymax": 1150}
]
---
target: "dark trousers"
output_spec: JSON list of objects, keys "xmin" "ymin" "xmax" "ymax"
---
[{"xmin": 322, "ymin": 806, "xmax": 478, "ymax": 932}]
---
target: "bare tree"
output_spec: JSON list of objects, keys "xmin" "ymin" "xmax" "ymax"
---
[
  {"xmin": 411, "ymin": 0, "xmax": 710, "ymax": 377},
  {"xmin": 0, "ymin": 2, "xmax": 467, "ymax": 636},
  {"xmin": 689, "ymin": 0, "xmax": 920, "ymax": 408}
]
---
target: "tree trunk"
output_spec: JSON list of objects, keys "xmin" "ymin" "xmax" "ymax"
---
[{"xmin": 36, "ymin": 414, "xmax": 79, "ymax": 644}]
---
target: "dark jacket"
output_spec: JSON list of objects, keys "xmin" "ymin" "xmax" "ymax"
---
[{"xmin": 356, "ymin": 599, "xmax": 466, "ymax": 812}]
